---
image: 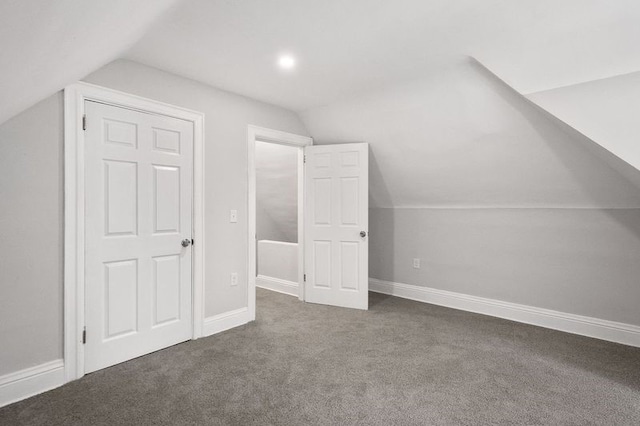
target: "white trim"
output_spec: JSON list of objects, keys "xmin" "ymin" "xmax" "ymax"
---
[
  {"xmin": 0, "ymin": 360, "xmax": 65, "ymax": 408},
  {"xmin": 370, "ymin": 205, "xmax": 640, "ymax": 210},
  {"xmin": 247, "ymin": 125, "xmax": 312, "ymax": 321},
  {"xmin": 202, "ymin": 308, "xmax": 250, "ymax": 337},
  {"xmin": 256, "ymin": 275, "xmax": 299, "ymax": 297},
  {"xmin": 64, "ymin": 82, "xmax": 206, "ymax": 383},
  {"xmin": 257, "ymin": 240, "xmax": 298, "ymax": 247},
  {"xmin": 370, "ymin": 278, "xmax": 640, "ymax": 348}
]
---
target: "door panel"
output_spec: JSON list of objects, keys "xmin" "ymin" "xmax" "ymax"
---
[
  {"xmin": 104, "ymin": 259, "xmax": 138, "ymax": 338},
  {"xmin": 152, "ymin": 255, "xmax": 181, "ymax": 326},
  {"xmin": 84, "ymin": 101, "xmax": 193, "ymax": 373},
  {"xmin": 104, "ymin": 160, "xmax": 138, "ymax": 236},
  {"xmin": 304, "ymin": 143, "xmax": 369, "ymax": 310},
  {"xmin": 153, "ymin": 165, "xmax": 181, "ymax": 233}
]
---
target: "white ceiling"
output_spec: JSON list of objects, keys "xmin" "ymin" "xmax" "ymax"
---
[
  {"xmin": 0, "ymin": 0, "xmax": 181, "ymax": 124},
  {"xmin": 3, "ymin": 0, "xmax": 639, "ymax": 124},
  {"xmin": 2, "ymin": 0, "xmax": 640, "ymax": 209},
  {"xmin": 126, "ymin": 0, "xmax": 640, "ymax": 112}
]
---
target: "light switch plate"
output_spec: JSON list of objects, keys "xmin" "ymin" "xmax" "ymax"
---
[
  {"xmin": 413, "ymin": 258, "xmax": 420, "ymax": 269},
  {"xmin": 230, "ymin": 209, "xmax": 238, "ymax": 223},
  {"xmin": 230, "ymin": 272, "xmax": 238, "ymax": 286}
]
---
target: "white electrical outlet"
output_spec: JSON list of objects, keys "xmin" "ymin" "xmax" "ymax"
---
[
  {"xmin": 230, "ymin": 272, "xmax": 238, "ymax": 286},
  {"xmin": 413, "ymin": 258, "xmax": 421, "ymax": 269},
  {"xmin": 230, "ymin": 209, "xmax": 238, "ymax": 223}
]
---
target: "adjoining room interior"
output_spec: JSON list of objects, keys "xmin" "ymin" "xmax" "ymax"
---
[
  {"xmin": 1, "ymin": 1, "xmax": 640, "ymax": 424},
  {"xmin": 254, "ymin": 140, "xmax": 301, "ymax": 299}
]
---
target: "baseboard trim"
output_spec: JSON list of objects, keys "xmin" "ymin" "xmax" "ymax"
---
[
  {"xmin": 256, "ymin": 275, "xmax": 299, "ymax": 297},
  {"xmin": 203, "ymin": 307, "xmax": 249, "ymax": 337},
  {"xmin": 0, "ymin": 359, "xmax": 64, "ymax": 408},
  {"xmin": 370, "ymin": 278, "xmax": 640, "ymax": 348}
]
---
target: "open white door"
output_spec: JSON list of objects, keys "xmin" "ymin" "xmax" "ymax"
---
[{"xmin": 304, "ymin": 143, "xmax": 368, "ymax": 310}]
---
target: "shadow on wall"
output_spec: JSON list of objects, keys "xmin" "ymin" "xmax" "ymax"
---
[
  {"xmin": 472, "ymin": 58, "xmax": 640, "ymax": 239},
  {"xmin": 255, "ymin": 141, "xmax": 298, "ymax": 243},
  {"xmin": 369, "ymin": 149, "xmax": 394, "ymax": 287}
]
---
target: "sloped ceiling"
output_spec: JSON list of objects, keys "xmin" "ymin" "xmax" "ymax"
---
[
  {"xmin": 301, "ymin": 58, "xmax": 640, "ymax": 209},
  {"xmin": 127, "ymin": 0, "xmax": 640, "ymax": 112},
  {"xmin": 124, "ymin": 0, "xmax": 640, "ymax": 206},
  {"xmin": 3, "ymin": 0, "xmax": 640, "ymax": 211},
  {"xmin": 256, "ymin": 141, "xmax": 298, "ymax": 242},
  {"xmin": 0, "ymin": 0, "xmax": 181, "ymax": 124},
  {"xmin": 526, "ymin": 71, "xmax": 640, "ymax": 172},
  {"xmin": 3, "ymin": 1, "xmax": 640, "ymax": 123}
]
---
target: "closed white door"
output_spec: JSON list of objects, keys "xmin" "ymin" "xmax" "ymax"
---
[
  {"xmin": 304, "ymin": 143, "xmax": 369, "ymax": 310},
  {"xmin": 84, "ymin": 101, "xmax": 193, "ymax": 373}
]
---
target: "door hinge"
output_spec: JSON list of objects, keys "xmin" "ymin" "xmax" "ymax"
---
[
  {"xmin": 303, "ymin": 155, "xmax": 306, "ymax": 164},
  {"xmin": 303, "ymin": 274, "xmax": 306, "ymax": 282},
  {"xmin": 82, "ymin": 327, "xmax": 87, "ymax": 344},
  {"xmin": 191, "ymin": 238, "xmax": 194, "ymax": 246},
  {"xmin": 82, "ymin": 114, "xmax": 87, "ymax": 131}
]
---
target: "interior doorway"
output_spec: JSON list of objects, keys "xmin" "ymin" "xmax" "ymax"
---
[
  {"xmin": 248, "ymin": 127, "xmax": 370, "ymax": 319},
  {"xmin": 247, "ymin": 126, "xmax": 312, "ymax": 320},
  {"xmin": 255, "ymin": 141, "xmax": 300, "ymax": 297}
]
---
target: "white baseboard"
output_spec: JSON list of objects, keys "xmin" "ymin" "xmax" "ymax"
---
[
  {"xmin": 370, "ymin": 278, "xmax": 640, "ymax": 348},
  {"xmin": 0, "ymin": 359, "xmax": 64, "ymax": 408},
  {"xmin": 203, "ymin": 307, "xmax": 249, "ymax": 337},
  {"xmin": 256, "ymin": 275, "xmax": 299, "ymax": 297}
]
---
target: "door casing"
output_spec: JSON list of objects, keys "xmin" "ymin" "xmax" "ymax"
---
[
  {"xmin": 64, "ymin": 82, "xmax": 205, "ymax": 382},
  {"xmin": 247, "ymin": 125, "xmax": 312, "ymax": 320}
]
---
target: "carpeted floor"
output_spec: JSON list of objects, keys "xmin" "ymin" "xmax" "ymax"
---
[{"xmin": 1, "ymin": 288, "xmax": 640, "ymax": 425}]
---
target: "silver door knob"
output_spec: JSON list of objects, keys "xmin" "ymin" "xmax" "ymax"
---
[
  {"xmin": 360, "ymin": 231, "xmax": 367, "ymax": 238},
  {"xmin": 181, "ymin": 239, "xmax": 191, "ymax": 247}
]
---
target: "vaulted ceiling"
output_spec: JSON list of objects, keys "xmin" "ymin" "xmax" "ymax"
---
[
  {"xmin": 127, "ymin": 0, "xmax": 640, "ymax": 111},
  {"xmin": 2, "ymin": 0, "xmax": 640, "ymax": 208},
  {"xmin": 301, "ymin": 58, "xmax": 640, "ymax": 208},
  {"xmin": 3, "ymin": 0, "xmax": 640, "ymax": 125},
  {"xmin": 527, "ymin": 71, "xmax": 640, "ymax": 173},
  {"xmin": 0, "ymin": 0, "xmax": 181, "ymax": 124}
]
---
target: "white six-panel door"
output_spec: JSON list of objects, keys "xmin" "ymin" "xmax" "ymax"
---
[
  {"xmin": 84, "ymin": 101, "xmax": 194, "ymax": 373},
  {"xmin": 304, "ymin": 143, "xmax": 369, "ymax": 310}
]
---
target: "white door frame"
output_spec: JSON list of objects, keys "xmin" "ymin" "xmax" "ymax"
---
[
  {"xmin": 63, "ymin": 82, "xmax": 205, "ymax": 382},
  {"xmin": 247, "ymin": 125, "xmax": 312, "ymax": 320}
]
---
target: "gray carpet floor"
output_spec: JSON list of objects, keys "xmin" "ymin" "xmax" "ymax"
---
[{"xmin": 1, "ymin": 288, "xmax": 639, "ymax": 425}]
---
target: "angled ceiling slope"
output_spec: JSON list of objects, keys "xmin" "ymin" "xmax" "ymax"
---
[
  {"xmin": 256, "ymin": 141, "xmax": 298, "ymax": 242},
  {"xmin": 3, "ymin": 0, "xmax": 639, "ymax": 124},
  {"xmin": 525, "ymin": 71, "xmax": 640, "ymax": 174},
  {"xmin": 0, "ymin": 0, "xmax": 182, "ymax": 125},
  {"xmin": 301, "ymin": 57, "xmax": 640, "ymax": 209},
  {"xmin": 126, "ymin": 0, "xmax": 640, "ymax": 113}
]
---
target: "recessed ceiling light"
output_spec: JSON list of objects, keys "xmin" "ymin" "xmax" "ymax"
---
[{"xmin": 278, "ymin": 55, "xmax": 296, "ymax": 70}]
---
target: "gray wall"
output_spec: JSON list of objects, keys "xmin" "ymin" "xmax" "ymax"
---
[
  {"xmin": 0, "ymin": 59, "xmax": 308, "ymax": 375},
  {"xmin": 256, "ymin": 204, "xmax": 290, "ymax": 242},
  {"xmin": 0, "ymin": 94, "xmax": 64, "ymax": 375},
  {"xmin": 370, "ymin": 208, "xmax": 640, "ymax": 325}
]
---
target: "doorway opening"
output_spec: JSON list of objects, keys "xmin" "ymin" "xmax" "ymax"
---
[
  {"xmin": 255, "ymin": 141, "xmax": 300, "ymax": 297},
  {"xmin": 247, "ymin": 126, "xmax": 312, "ymax": 320}
]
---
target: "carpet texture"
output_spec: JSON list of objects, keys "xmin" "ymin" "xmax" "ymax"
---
[{"xmin": 1, "ymin": 288, "xmax": 639, "ymax": 425}]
